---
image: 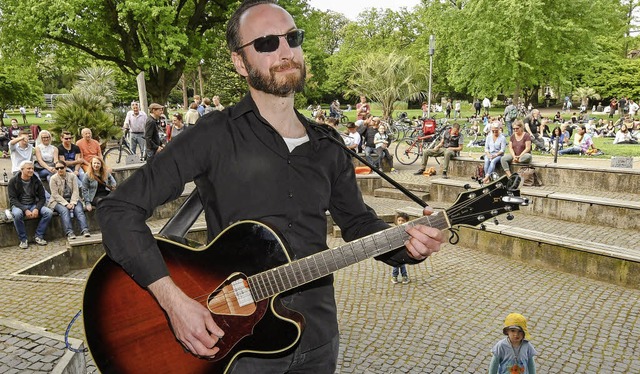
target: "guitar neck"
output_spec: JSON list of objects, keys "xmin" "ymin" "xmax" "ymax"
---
[{"xmin": 248, "ymin": 213, "xmax": 449, "ymax": 301}]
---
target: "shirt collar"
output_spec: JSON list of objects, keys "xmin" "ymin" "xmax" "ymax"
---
[{"xmin": 232, "ymin": 93, "xmax": 322, "ymax": 151}]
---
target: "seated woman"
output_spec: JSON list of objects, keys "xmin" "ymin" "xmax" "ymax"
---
[
  {"xmin": 34, "ymin": 130, "xmax": 59, "ymax": 182},
  {"xmin": 549, "ymin": 126, "xmax": 567, "ymax": 151},
  {"xmin": 47, "ymin": 160, "xmax": 90, "ymax": 239},
  {"xmin": 613, "ymin": 123, "xmax": 638, "ymax": 144},
  {"xmin": 81, "ymin": 157, "xmax": 117, "ymax": 212},
  {"xmin": 500, "ymin": 120, "xmax": 532, "ymax": 178},
  {"xmin": 558, "ymin": 125, "xmax": 595, "ymax": 155},
  {"xmin": 482, "ymin": 122, "xmax": 506, "ymax": 183}
]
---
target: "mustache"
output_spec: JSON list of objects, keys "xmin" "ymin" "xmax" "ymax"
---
[{"xmin": 271, "ymin": 60, "xmax": 303, "ymax": 73}]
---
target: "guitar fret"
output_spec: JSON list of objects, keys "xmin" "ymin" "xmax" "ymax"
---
[
  {"xmin": 319, "ymin": 251, "xmax": 332, "ymax": 275},
  {"xmin": 348, "ymin": 241, "xmax": 361, "ymax": 264},
  {"xmin": 293, "ymin": 260, "xmax": 306, "ymax": 285},
  {"xmin": 268, "ymin": 268, "xmax": 281, "ymax": 294},
  {"xmin": 261, "ymin": 272, "xmax": 273, "ymax": 298},
  {"xmin": 309, "ymin": 255, "xmax": 322, "ymax": 280}
]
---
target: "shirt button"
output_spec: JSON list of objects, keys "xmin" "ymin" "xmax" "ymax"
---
[
  {"xmin": 288, "ymin": 192, "xmax": 293, "ymax": 198},
  {"xmin": 287, "ymin": 159, "xmax": 291, "ymax": 164},
  {"xmin": 288, "ymin": 223, "xmax": 293, "ymax": 228}
]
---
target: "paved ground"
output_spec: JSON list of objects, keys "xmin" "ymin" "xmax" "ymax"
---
[{"xmin": 0, "ymin": 152, "xmax": 639, "ymax": 373}]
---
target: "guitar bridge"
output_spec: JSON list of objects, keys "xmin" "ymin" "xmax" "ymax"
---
[{"xmin": 207, "ymin": 274, "xmax": 257, "ymax": 316}]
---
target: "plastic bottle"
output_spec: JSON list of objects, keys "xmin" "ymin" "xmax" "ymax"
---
[{"xmin": 2, "ymin": 169, "xmax": 7, "ymax": 183}]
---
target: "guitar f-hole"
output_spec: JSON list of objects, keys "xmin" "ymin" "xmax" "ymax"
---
[{"xmin": 207, "ymin": 273, "xmax": 257, "ymax": 316}]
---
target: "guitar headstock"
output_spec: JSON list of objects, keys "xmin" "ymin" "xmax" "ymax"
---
[{"xmin": 445, "ymin": 175, "xmax": 528, "ymax": 227}]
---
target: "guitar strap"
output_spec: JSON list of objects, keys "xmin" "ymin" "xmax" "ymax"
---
[
  {"xmin": 158, "ymin": 122, "xmax": 430, "ymax": 241},
  {"xmin": 309, "ymin": 123, "xmax": 429, "ymax": 208},
  {"xmin": 158, "ymin": 188, "xmax": 204, "ymax": 239}
]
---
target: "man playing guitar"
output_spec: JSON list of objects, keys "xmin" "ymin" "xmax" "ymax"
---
[{"xmin": 97, "ymin": 1, "xmax": 444, "ymax": 372}]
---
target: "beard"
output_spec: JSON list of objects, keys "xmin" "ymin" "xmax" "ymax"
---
[{"xmin": 243, "ymin": 55, "xmax": 306, "ymax": 97}]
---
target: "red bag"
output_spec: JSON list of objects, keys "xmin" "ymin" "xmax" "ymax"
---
[{"xmin": 422, "ymin": 118, "xmax": 436, "ymax": 136}]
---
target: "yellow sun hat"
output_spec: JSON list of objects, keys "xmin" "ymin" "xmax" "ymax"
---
[{"xmin": 502, "ymin": 313, "xmax": 531, "ymax": 340}]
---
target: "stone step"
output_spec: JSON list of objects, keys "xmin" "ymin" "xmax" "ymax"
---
[
  {"xmin": 373, "ymin": 187, "xmax": 429, "ymax": 202},
  {"xmin": 381, "ymin": 179, "xmax": 431, "ymax": 193},
  {"xmin": 0, "ymin": 183, "xmax": 197, "ymax": 248},
  {"xmin": 371, "ymin": 195, "xmax": 640, "ymax": 289},
  {"xmin": 427, "ymin": 177, "xmax": 640, "ymax": 230}
]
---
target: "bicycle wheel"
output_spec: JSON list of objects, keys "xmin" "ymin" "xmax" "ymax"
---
[
  {"xmin": 339, "ymin": 114, "xmax": 349, "ymax": 124},
  {"xmin": 394, "ymin": 139, "xmax": 420, "ymax": 165},
  {"xmin": 104, "ymin": 146, "xmax": 133, "ymax": 169}
]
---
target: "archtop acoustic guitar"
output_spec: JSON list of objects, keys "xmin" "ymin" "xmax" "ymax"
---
[{"xmin": 83, "ymin": 176, "xmax": 528, "ymax": 373}]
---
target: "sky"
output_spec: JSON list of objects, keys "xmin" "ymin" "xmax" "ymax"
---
[{"xmin": 306, "ymin": 0, "xmax": 422, "ymax": 20}]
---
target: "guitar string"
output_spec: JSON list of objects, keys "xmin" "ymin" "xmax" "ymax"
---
[{"xmin": 187, "ymin": 187, "xmax": 509, "ymax": 305}]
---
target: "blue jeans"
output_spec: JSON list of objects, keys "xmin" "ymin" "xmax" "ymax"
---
[
  {"xmin": 559, "ymin": 146, "xmax": 582, "ymax": 155},
  {"xmin": 484, "ymin": 155, "xmax": 503, "ymax": 176},
  {"xmin": 392, "ymin": 264, "xmax": 408, "ymax": 277},
  {"xmin": 364, "ymin": 146, "xmax": 377, "ymax": 167},
  {"xmin": 11, "ymin": 204, "xmax": 53, "ymax": 242},
  {"xmin": 130, "ymin": 132, "xmax": 145, "ymax": 157},
  {"xmin": 229, "ymin": 333, "xmax": 339, "ymax": 373},
  {"xmin": 54, "ymin": 203, "xmax": 89, "ymax": 235},
  {"xmin": 505, "ymin": 120, "xmax": 514, "ymax": 136}
]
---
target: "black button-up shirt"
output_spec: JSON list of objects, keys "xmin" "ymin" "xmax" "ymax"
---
[{"xmin": 98, "ymin": 93, "xmax": 417, "ymax": 352}]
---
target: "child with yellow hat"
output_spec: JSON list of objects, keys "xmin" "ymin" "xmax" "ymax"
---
[{"xmin": 489, "ymin": 313, "xmax": 538, "ymax": 374}]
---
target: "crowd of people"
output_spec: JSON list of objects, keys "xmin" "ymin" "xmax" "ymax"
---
[{"xmin": 5, "ymin": 126, "xmax": 118, "ymax": 249}]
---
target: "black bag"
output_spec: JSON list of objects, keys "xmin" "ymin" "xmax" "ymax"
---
[{"xmin": 473, "ymin": 164, "xmax": 484, "ymax": 181}]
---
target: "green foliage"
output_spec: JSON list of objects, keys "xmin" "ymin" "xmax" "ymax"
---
[
  {"xmin": 51, "ymin": 93, "xmax": 118, "ymax": 143},
  {"xmin": 0, "ymin": 0, "xmax": 237, "ymax": 104},
  {"xmin": 0, "ymin": 63, "xmax": 44, "ymax": 125},
  {"xmin": 348, "ymin": 52, "xmax": 426, "ymax": 119}
]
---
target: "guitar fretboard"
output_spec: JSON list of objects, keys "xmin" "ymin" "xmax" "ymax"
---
[{"xmin": 247, "ymin": 213, "xmax": 449, "ymax": 301}]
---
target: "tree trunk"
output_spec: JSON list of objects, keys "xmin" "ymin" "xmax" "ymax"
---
[{"xmin": 145, "ymin": 63, "xmax": 186, "ymax": 106}]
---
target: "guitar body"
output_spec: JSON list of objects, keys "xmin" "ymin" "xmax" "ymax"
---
[{"xmin": 83, "ymin": 221, "xmax": 305, "ymax": 374}]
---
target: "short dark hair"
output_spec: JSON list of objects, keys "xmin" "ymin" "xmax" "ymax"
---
[
  {"xmin": 226, "ymin": 0, "xmax": 278, "ymax": 52},
  {"xmin": 55, "ymin": 160, "xmax": 67, "ymax": 168},
  {"xmin": 397, "ymin": 212, "xmax": 409, "ymax": 221},
  {"xmin": 172, "ymin": 113, "xmax": 183, "ymax": 121}
]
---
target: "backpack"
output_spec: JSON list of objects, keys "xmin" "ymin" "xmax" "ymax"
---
[
  {"xmin": 519, "ymin": 166, "xmax": 542, "ymax": 187},
  {"xmin": 472, "ymin": 164, "xmax": 484, "ymax": 181},
  {"xmin": 507, "ymin": 106, "xmax": 518, "ymax": 121}
]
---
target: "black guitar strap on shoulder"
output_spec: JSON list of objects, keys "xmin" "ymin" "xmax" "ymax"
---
[
  {"xmin": 158, "ymin": 188, "xmax": 204, "ymax": 239},
  {"xmin": 310, "ymin": 122, "xmax": 429, "ymax": 208}
]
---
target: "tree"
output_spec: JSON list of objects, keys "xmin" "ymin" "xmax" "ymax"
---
[
  {"xmin": 0, "ymin": 65, "xmax": 44, "ymax": 126},
  {"xmin": 0, "ymin": 0, "xmax": 237, "ymax": 104},
  {"xmin": 348, "ymin": 52, "xmax": 426, "ymax": 119},
  {"xmin": 572, "ymin": 87, "xmax": 601, "ymax": 108},
  {"xmin": 51, "ymin": 67, "xmax": 120, "ymax": 143}
]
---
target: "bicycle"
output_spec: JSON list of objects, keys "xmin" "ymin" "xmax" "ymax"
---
[
  {"xmin": 103, "ymin": 129, "xmax": 135, "ymax": 168},
  {"xmin": 394, "ymin": 124, "xmax": 449, "ymax": 165}
]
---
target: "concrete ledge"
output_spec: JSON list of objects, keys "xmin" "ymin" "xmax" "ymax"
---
[
  {"xmin": 447, "ymin": 157, "xmax": 640, "ymax": 193},
  {"xmin": 453, "ymin": 225, "xmax": 640, "ymax": 289},
  {"xmin": 0, "ymin": 318, "xmax": 85, "ymax": 374},
  {"xmin": 429, "ymin": 178, "xmax": 640, "ymax": 230},
  {"xmin": 0, "ymin": 183, "xmax": 196, "ymax": 248}
]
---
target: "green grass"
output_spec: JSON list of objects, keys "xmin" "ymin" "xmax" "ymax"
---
[{"xmin": 302, "ymin": 107, "xmax": 640, "ymax": 159}]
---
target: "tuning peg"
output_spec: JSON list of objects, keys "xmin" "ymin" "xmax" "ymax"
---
[
  {"xmin": 463, "ymin": 184, "xmax": 471, "ymax": 190},
  {"xmin": 493, "ymin": 218, "xmax": 499, "ymax": 225},
  {"xmin": 480, "ymin": 224, "xmax": 486, "ymax": 230},
  {"xmin": 506, "ymin": 214, "xmax": 514, "ymax": 221}
]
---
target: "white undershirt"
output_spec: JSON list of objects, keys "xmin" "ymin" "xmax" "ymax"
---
[{"xmin": 282, "ymin": 135, "xmax": 310, "ymax": 152}]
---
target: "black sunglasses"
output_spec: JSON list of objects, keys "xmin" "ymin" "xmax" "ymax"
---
[
  {"xmin": 236, "ymin": 29, "xmax": 304, "ymax": 53},
  {"xmin": 55, "ymin": 166, "xmax": 66, "ymax": 170}
]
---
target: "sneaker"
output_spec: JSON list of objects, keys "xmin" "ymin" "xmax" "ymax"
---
[
  {"xmin": 34, "ymin": 237, "xmax": 47, "ymax": 246},
  {"xmin": 402, "ymin": 276, "xmax": 411, "ymax": 284},
  {"xmin": 442, "ymin": 172, "xmax": 449, "ymax": 179},
  {"xmin": 391, "ymin": 276, "xmax": 399, "ymax": 284},
  {"xmin": 67, "ymin": 232, "xmax": 76, "ymax": 240},
  {"xmin": 414, "ymin": 168, "xmax": 425, "ymax": 175},
  {"xmin": 19, "ymin": 240, "xmax": 28, "ymax": 249},
  {"xmin": 82, "ymin": 230, "xmax": 91, "ymax": 237},
  {"xmin": 4, "ymin": 209, "xmax": 12, "ymax": 220},
  {"xmin": 390, "ymin": 168, "xmax": 398, "ymax": 173}
]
